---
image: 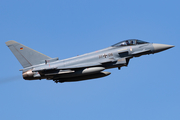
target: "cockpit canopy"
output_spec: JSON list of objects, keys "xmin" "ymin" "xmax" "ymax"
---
[{"xmin": 112, "ymin": 39, "xmax": 149, "ymax": 47}]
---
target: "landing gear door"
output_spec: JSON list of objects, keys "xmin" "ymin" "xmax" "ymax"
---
[{"xmin": 116, "ymin": 58, "xmax": 126, "ymax": 64}]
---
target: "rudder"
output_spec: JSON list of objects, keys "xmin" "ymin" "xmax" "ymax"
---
[{"xmin": 6, "ymin": 40, "xmax": 51, "ymax": 68}]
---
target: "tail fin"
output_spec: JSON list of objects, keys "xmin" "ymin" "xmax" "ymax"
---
[{"xmin": 6, "ymin": 40, "xmax": 51, "ymax": 68}]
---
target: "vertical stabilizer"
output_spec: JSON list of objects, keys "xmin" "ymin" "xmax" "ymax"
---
[{"xmin": 6, "ymin": 40, "xmax": 51, "ymax": 68}]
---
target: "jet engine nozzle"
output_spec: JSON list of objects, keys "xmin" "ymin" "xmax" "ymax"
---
[
  {"xmin": 153, "ymin": 43, "xmax": 174, "ymax": 53},
  {"xmin": 22, "ymin": 70, "xmax": 35, "ymax": 80}
]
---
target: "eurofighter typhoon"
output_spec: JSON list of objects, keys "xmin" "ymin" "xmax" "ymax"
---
[{"xmin": 6, "ymin": 40, "xmax": 174, "ymax": 83}]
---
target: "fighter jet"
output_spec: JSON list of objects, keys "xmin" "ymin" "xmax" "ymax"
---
[{"xmin": 6, "ymin": 39, "xmax": 174, "ymax": 83}]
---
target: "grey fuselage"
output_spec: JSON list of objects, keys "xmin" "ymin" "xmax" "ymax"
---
[{"xmin": 46, "ymin": 43, "xmax": 153, "ymax": 69}]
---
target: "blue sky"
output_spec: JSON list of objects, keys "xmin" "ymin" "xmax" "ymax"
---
[{"xmin": 0, "ymin": 0, "xmax": 180, "ymax": 120}]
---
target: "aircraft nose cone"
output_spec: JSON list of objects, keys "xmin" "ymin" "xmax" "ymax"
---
[{"xmin": 153, "ymin": 43, "xmax": 174, "ymax": 53}]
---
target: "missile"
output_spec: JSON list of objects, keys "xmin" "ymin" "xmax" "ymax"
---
[
  {"xmin": 53, "ymin": 71, "xmax": 111, "ymax": 82},
  {"xmin": 51, "ymin": 67, "xmax": 106, "ymax": 78}
]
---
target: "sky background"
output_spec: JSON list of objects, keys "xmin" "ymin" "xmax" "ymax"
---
[{"xmin": 0, "ymin": 0, "xmax": 180, "ymax": 120}]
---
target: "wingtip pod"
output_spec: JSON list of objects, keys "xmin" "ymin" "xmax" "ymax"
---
[{"xmin": 5, "ymin": 40, "xmax": 17, "ymax": 46}]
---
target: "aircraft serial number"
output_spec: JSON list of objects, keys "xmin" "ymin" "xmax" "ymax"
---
[{"xmin": 99, "ymin": 53, "xmax": 113, "ymax": 58}]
